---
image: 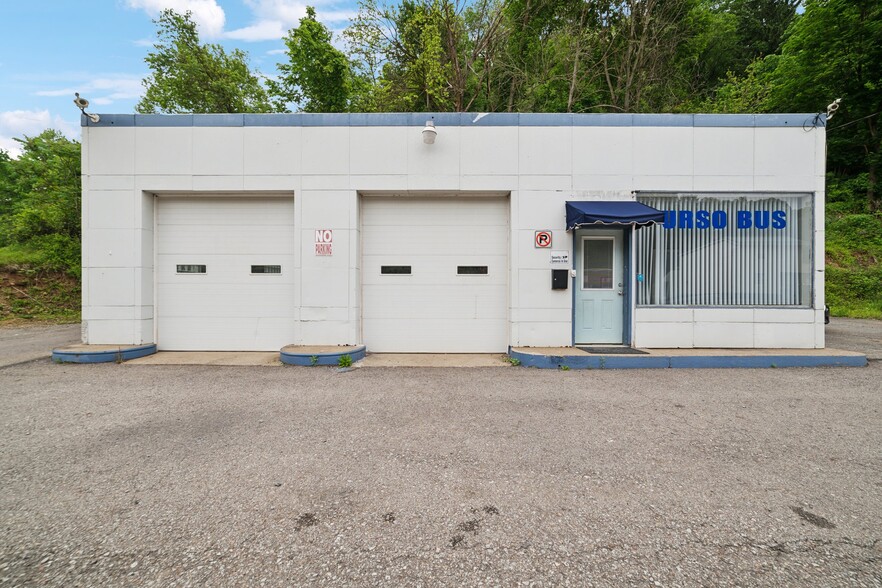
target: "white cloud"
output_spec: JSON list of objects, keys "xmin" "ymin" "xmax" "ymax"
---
[
  {"xmin": 226, "ymin": 0, "xmax": 354, "ymax": 42},
  {"xmin": 35, "ymin": 75, "xmax": 144, "ymax": 107},
  {"xmin": 0, "ymin": 110, "xmax": 79, "ymax": 158},
  {"xmin": 126, "ymin": 0, "xmax": 226, "ymax": 38},
  {"xmin": 225, "ymin": 19, "xmax": 289, "ymax": 41}
]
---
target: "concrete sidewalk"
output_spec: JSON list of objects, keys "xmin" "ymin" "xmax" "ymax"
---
[{"xmin": 46, "ymin": 317, "xmax": 878, "ymax": 368}]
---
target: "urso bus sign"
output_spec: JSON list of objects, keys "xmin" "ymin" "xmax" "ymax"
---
[{"xmin": 663, "ymin": 210, "xmax": 787, "ymax": 230}]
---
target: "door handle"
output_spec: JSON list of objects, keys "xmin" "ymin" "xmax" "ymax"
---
[{"xmin": 617, "ymin": 291, "xmax": 623, "ymax": 296}]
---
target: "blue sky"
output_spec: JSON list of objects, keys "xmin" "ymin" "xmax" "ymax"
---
[{"xmin": 0, "ymin": 0, "xmax": 355, "ymax": 156}]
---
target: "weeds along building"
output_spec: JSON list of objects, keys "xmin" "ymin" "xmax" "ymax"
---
[{"xmin": 80, "ymin": 112, "xmax": 827, "ymax": 352}]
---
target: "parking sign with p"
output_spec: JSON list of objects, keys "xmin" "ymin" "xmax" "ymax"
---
[{"xmin": 535, "ymin": 231, "xmax": 552, "ymax": 248}]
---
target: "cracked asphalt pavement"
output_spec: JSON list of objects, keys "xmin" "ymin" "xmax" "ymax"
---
[{"xmin": 1, "ymin": 325, "xmax": 881, "ymax": 586}]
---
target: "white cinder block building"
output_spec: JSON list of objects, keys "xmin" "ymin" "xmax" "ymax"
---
[{"xmin": 80, "ymin": 112, "xmax": 826, "ymax": 352}]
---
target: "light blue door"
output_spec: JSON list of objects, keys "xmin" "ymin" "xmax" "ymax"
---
[{"xmin": 574, "ymin": 229, "xmax": 624, "ymax": 344}]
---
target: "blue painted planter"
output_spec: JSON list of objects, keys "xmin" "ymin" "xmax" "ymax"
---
[
  {"xmin": 52, "ymin": 344, "xmax": 157, "ymax": 364},
  {"xmin": 280, "ymin": 345, "xmax": 366, "ymax": 366}
]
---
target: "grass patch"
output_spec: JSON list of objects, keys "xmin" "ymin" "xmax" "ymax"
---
[
  {"xmin": 825, "ymin": 212, "xmax": 882, "ymax": 319},
  {"xmin": 0, "ymin": 244, "xmax": 44, "ymax": 266}
]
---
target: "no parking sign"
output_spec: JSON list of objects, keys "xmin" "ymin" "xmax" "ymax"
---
[
  {"xmin": 315, "ymin": 229, "xmax": 333, "ymax": 255},
  {"xmin": 534, "ymin": 230, "xmax": 552, "ymax": 248}
]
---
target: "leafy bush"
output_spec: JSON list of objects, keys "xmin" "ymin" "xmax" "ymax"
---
[{"xmin": 825, "ymin": 211, "xmax": 882, "ymax": 318}]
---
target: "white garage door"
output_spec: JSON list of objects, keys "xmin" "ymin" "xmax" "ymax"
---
[
  {"xmin": 362, "ymin": 196, "xmax": 509, "ymax": 352},
  {"xmin": 156, "ymin": 196, "xmax": 296, "ymax": 351}
]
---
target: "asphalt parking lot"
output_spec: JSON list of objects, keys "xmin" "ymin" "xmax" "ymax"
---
[{"xmin": 1, "ymin": 323, "xmax": 881, "ymax": 586}]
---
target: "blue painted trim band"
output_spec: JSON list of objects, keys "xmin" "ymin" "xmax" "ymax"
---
[
  {"xmin": 668, "ymin": 354, "xmax": 867, "ymax": 369},
  {"xmin": 135, "ymin": 115, "xmax": 194, "ymax": 127},
  {"xmin": 52, "ymin": 344, "xmax": 157, "ymax": 364},
  {"xmin": 507, "ymin": 347, "xmax": 867, "ymax": 369},
  {"xmin": 280, "ymin": 345, "xmax": 367, "ymax": 366},
  {"xmin": 193, "ymin": 114, "xmax": 244, "ymax": 127},
  {"xmin": 81, "ymin": 113, "xmax": 822, "ymax": 128}
]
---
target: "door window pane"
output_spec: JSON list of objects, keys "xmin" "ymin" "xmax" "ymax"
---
[{"xmin": 583, "ymin": 239, "xmax": 613, "ymax": 289}]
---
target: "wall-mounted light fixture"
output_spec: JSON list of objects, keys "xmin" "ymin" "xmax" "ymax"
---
[
  {"xmin": 73, "ymin": 93, "xmax": 100, "ymax": 123},
  {"xmin": 422, "ymin": 120, "xmax": 437, "ymax": 144}
]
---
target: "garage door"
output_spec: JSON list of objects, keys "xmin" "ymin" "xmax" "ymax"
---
[
  {"xmin": 362, "ymin": 196, "xmax": 509, "ymax": 352},
  {"xmin": 156, "ymin": 196, "xmax": 296, "ymax": 351}
]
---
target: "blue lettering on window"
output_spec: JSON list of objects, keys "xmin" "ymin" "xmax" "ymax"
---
[
  {"xmin": 772, "ymin": 210, "xmax": 787, "ymax": 229},
  {"xmin": 679, "ymin": 210, "xmax": 694, "ymax": 229},
  {"xmin": 754, "ymin": 210, "xmax": 770, "ymax": 229},
  {"xmin": 662, "ymin": 209, "xmax": 784, "ymax": 229}
]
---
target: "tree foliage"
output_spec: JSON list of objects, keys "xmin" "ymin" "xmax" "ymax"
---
[
  {"xmin": 138, "ymin": 9, "xmax": 273, "ymax": 114},
  {"xmin": 0, "ymin": 131, "xmax": 81, "ymax": 275},
  {"xmin": 713, "ymin": 0, "xmax": 882, "ymax": 210},
  {"xmin": 271, "ymin": 7, "xmax": 354, "ymax": 112}
]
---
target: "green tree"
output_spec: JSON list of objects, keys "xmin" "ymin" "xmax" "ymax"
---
[
  {"xmin": 138, "ymin": 9, "xmax": 273, "ymax": 114},
  {"xmin": 767, "ymin": 0, "xmax": 882, "ymax": 211},
  {"xmin": 2, "ymin": 131, "xmax": 81, "ymax": 274},
  {"xmin": 271, "ymin": 7, "xmax": 355, "ymax": 112},
  {"xmin": 724, "ymin": 0, "xmax": 801, "ymax": 65}
]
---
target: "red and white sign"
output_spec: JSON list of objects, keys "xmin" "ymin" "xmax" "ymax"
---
[
  {"xmin": 315, "ymin": 229, "xmax": 333, "ymax": 256},
  {"xmin": 534, "ymin": 230, "xmax": 552, "ymax": 248}
]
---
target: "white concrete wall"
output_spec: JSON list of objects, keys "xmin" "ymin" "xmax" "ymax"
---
[{"xmin": 81, "ymin": 114, "xmax": 825, "ymax": 349}]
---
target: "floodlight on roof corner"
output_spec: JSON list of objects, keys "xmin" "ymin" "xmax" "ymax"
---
[{"xmin": 73, "ymin": 92, "xmax": 100, "ymax": 123}]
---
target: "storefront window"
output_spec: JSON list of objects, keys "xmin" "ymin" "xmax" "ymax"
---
[{"xmin": 635, "ymin": 193, "xmax": 813, "ymax": 307}]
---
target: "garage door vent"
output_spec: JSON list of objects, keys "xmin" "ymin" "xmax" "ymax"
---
[
  {"xmin": 251, "ymin": 265, "xmax": 281, "ymax": 274},
  {"xmin": 176, "ymin": 264, "xmax": 206, "ymax": 274},
  {"xmin": 381, "ymin": 265, "xmax": 412, "ymax": 275},
  {"xmin": 457, "ymin": 265, "xmax": 489, "ymax": 275}
]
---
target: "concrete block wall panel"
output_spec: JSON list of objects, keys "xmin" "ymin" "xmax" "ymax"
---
[
  {"xmin": 461, "ymin": 127, "xmax": 519, "ymax": 175},
  {"xmin": 302, "ymin": 127, "xmax": 349, "ymax": 176},
  {"xmin": 300, "ymin": 186, "xmax": 357, "ymax": 344},
  {"xmin": 243, "ymin": 127, "xmax": 302, "ymax": 175},
  {"xmin": 134, "ymin": 127, "xmax": 193, "ymax": 176},
  {"xmin": 88, "ymin": 190, "xmax": 135, "ymax": 229},
  {"xmin": 80, "ymin": 115, "xmax": 825, "ymax": 349},
  {"xmin": 694, "ymin": 322, "xmax": 755, "ymax": 348},
  {"xmin": 408, "ymin": 126, "xmax": 460, "ymax": 178},
  {"xmin": 754, "ymin": 322, "xmax": 816, "ymax": 348},
  {"xmin": 193, "ymin": 127, "xmax": 244, "ymax": 176},
  {"xmin": 350, "ymin": 127, "xmax": 408, "ymax": 176},
  {"xmin": 87, "ymin": 128, "xmax": 135, "ymax": 176},
  {"xmin": 572, "ymin": 127, "xmax": 633, "ymax": 176},
  {"xmin": 86, "ymin": 229, "xmax": 136, "ymax": 268},
  {"xmin": 694, "ymin": 127, "xmax": 754, "ymax": 176},
  {"xmin": 519, "ymin": 126, "xmax": 572, "ymax": 176},
  {"xmin": 634, "ymin": 322, "xmax": 694, "ymax": 348},
  {"xmin": 633, "ymin": 127, "xmax": 694, "ymax": 176},
  {"xmin": 692, "ymin": 176, "xmax": 755, "ymax": 192}
]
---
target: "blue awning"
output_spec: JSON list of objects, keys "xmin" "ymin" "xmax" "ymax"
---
[{"xmin": 566, "ymin": 200, "xmax": 665, "ymax": 230}]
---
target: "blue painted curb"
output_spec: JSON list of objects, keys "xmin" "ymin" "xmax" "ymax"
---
[
  {"xmin": 52, "ymin": 344, "xmax": 158, "ymax": 364},
  {"xmin": 280, "ymin": 346, "xmax": 366, "ymax": 366},
  {"xmin": 668, "ymin": 354, "xmax": 868, "ymax": 369},
  {"xmin": 507, "ymin": 348, "xmax": 867, "ymax": 369}
]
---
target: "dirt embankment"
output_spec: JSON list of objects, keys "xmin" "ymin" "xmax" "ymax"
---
[{"xmin": 0, "ymin": 266, "xmax": 80, "ymax": 324}]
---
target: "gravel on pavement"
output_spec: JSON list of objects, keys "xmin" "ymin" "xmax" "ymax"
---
[{"xmin": 1, "ymin": 354, "xmax": 880, "ymax": 587}]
